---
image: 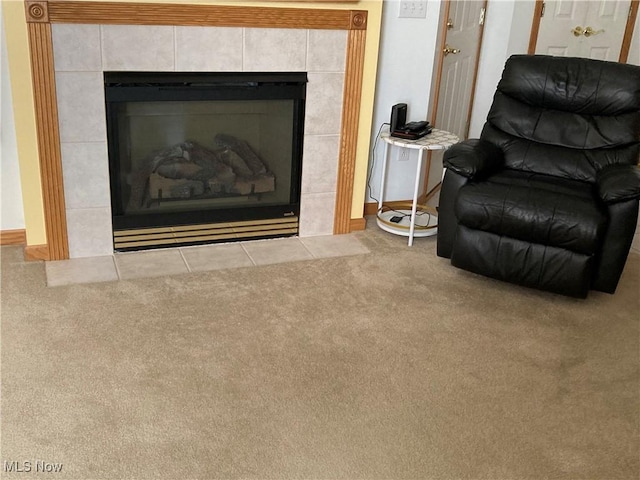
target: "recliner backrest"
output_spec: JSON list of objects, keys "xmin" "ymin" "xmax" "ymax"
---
[{"xmin": 480, "ymin": 55, "xmax": 640, "ymax": 183}]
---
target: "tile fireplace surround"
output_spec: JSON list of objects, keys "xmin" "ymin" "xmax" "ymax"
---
[{"xmin": 24, "ymin": 0, "xmax": 369, "ymax": 260}]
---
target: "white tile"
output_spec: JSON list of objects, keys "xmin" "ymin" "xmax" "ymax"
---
[
  {"xmin": 243, "ymin": 28, "xmax": 307, "ymax": 71},
  {"xmin": 46, "ymin": 255, "xmax": 118, "ymax": 287},
  {"xmin": 300, "ymin": 234, "xmax": 369, "ymax": 258},
  {"xmin": 180, "ymin": 243, "xmax": 254, "ymax": 271},
  {"xmin": 241, "ymin": 237, "xmax": 313, "ymax": 266},
  {"xmin": 176, "ymin": 26, "xmax": 243, "ymax": 71},
  {"xmin": 307, "ymin": 30, "xmax": 347, "ymax": 72},
  {"xmin": 304, "ymin": 73, "xmax": 344, "ymax": 135},
  {"xmin": 66, "ymin": 208, "xmax": 114, "ymax": 258},
  {"xmin": 115, "ymin": 249, "xmax": 189, "ymax": 280},
  {"xmin": 301, "ymin": 135, "xmax": 339, "ymax": 194},
  {"xmin": 61, "ymin": 142, "xmax": 110, "ymax": 209},
  {"xmin": 102, "ymin": 25, "xmax": 174, "ymax": 71},
  {"xmin": 52, "ymin": 24, "xmax": 102, "ymax": 72},
  {"xmin": 41, "ymin": 233, "xmax": 372, "ymax": 286},
  {"xmin": 56, "ymin": 72, "xmax": 106, "ymax": 143},
  {"xmin": 299, "ymin": 192, "xmax": 336, "ymax": 237}
]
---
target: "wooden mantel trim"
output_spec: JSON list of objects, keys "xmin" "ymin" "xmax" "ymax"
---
[
  {"xmin": 334, "ymin": 28, "xmax": 366, "ymax": 234},
  {"xmin": 27, "ymin": 0, "xmax": 367, "ymax": 30},
  {"xmin": 26, "ymin": 10, "xmax": 69, "ymax": 261},
  {"xmin": 25, "ymin": 1, "xmax": 49, "ymax": 22},
  {"xmin": 24, "ymin": 0, "xmax": 368, "ymax": 259}
]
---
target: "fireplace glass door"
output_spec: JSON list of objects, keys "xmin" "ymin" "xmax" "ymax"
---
[{"xmin": 105, "ymin": 72, "xmax": 306, "ymax": 250}]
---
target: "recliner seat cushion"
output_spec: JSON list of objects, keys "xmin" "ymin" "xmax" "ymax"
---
[{"xmin": 455, "ymin": 171, "xmax": 607, "ymax": 255}]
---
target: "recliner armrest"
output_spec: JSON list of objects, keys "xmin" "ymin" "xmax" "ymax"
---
[
  {"xmin": 443, "ymin": 139, "xmax": 504, "ymax": 179},
  {"xmin": 596, "ymin": 164, "xmax": 640, "ymax": 204}
]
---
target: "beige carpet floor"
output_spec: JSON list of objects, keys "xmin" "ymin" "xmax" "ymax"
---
[{"xmin": 1, "ymin": 225, "xmax": 639, "ymax": 480}]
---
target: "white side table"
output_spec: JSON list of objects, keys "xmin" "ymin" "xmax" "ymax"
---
[{"xmin": 377, "ymin": 128, "xmax": 459, "ymax": 246}]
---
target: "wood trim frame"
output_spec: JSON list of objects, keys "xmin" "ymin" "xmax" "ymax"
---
[
  {"xmin": 527, "ymin": 0, "xmax": 544, "ymax": 54},
  {"xmin": 620, "ymin": 1, "xmax": 639, "ymax": 63},
  {"xmin": 334, "ymin": 27, "xmax": 366, "ymax": 234},
  {"xmin": 24, "ymin": 244, "xmax": 51, "ymax": 261},
  {"xmin": 0, "ymin": 229, "xmax": 27, "ymax": 246},
  {"xmin": 43, "ymin": 1, "xmax": 368, "ymax": 29},
  {"xmin": 349, "ymin": 217, "xmax": 366, "ymax": 231},
  {"xmin": 24, "ymin": 0, "xmax": 369, "ymax": 260},
  {"xmin": 26, "ymin": 14, "xmax": 69, "ymax": 261}
]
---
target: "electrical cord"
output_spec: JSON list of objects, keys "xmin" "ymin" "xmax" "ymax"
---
[
  {"xmin": 367, "ymin": 122, "xmax": 389, "ymax": 205},
  {"xmin": 384, "ymin": 208, "xmax": 433, "ymax": 226}
]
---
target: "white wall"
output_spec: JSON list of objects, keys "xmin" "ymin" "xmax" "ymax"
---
[
  {"xmin": 367, "ymin": 0, "xmax": 535, "ymax": 204},
  {"xmin": 367, "ymin": 0, "xmax": 442, "ymax": 204},
  {"xmin": 0, "ymin": 3, "xmax": 25, "ymax": 231}
]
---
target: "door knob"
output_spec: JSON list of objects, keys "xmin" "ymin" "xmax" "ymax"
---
[
  {"xmin": 571, "ymin": 25, "xmax": 584, "ymax": 37},
  {"xmin": 584, "ymin": 26, "xmax": 605, "ymax": 37},
  {"xmin": 446, "ymin": 18, "xmax": 454, "ymax": 30},
  {"xmin": 443, "ymin": 44, "xmax": 461, "ymax": 56}
]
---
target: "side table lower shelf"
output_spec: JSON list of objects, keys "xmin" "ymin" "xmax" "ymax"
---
[{"xmin": 376, "ymin": 203, "xmax": 438, "ymax": 239}]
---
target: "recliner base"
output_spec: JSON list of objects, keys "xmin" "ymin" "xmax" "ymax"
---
[{"xmin": 451, "ymin": 225, "xmax": 593, "ymax": 298}]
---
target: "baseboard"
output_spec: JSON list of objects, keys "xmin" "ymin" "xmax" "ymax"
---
[
  {"xmin": 0, "ymin": 229, "xmax": 26, "ymax": 246},
  {"xmin": 364, "ymin": 184, "xmax": 442, "ymax": 217},
  {"xmin": 364, "ymin": 200, "xmax": 419, "ymax": 217},
  {"xmin": 1, "ymin": 230, "xmax": 51, "ymax": 261},
  {"xmin": 349, "ymin": 217, "xmax": 367, "ymax": 231},
  {"xmin": 24, "ymin": 244, "xmax": 50, "ymax": 261}
]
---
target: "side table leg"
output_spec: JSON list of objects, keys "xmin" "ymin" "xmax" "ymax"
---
[
  {"xmin": 408, "ymin": 148, "xmax": 425, "ymax": 246},
  {"xmin": 378, "ymin": 141, "xmax": 391, "ymax": 213}
]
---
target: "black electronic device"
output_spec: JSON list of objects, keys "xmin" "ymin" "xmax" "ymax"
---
[
  {"xmin": 390, "ymin": 103, "xmax": 407, "ymax": 133},
  {"xmin": 390, "ymin": 104, "xmax": 432, "ymax": 140},
  {"xmin": 391, "ymin": 121, "xmax": 432, "ymax": 140},
  {"xmin": 402, "ymin": 121, "xmax": 430, "ymax": 132}
]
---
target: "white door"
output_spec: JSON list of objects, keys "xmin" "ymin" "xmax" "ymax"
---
[
  {"xmin": 582, "ymin": 0, "xmax": 632, "ymax": 59},
  {"xmin": 434, "ymin": 1, "xmax": 487, "ymax": 140},
  {"xmin": 535, "ymin": 0, "xmax": 632, "ymax": 60}
]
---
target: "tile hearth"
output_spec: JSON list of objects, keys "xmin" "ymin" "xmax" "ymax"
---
[{"xmin": 45, "ymin": 234, "xmax": 369, "ymax": 287}]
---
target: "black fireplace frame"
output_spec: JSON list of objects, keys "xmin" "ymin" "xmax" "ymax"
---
[{"xmin": 104, "ymin": 71, "xmax": 307, "ymax": 233}]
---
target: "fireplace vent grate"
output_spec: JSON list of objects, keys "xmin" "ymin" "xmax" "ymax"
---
[{"xmin": 113, "ymin": 217, "xmax": 298, "ymax": 251}]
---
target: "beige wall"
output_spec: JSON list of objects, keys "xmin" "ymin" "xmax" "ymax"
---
[
  {"xmin": 3, "ymin": 0, "xmax": 46, "ymax": 244},
  {"xmin": 2, "ymin": 0, "xmax": 383, "ymax": 247}
]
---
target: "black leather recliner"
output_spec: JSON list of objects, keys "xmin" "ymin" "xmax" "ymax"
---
[{"xmin": 437, "ymin": 55, "xmax": 640, "ymax": 298}]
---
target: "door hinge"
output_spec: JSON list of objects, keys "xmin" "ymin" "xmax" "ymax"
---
[
  {"xmin": 479, "ymin": 7, "xmax": 486, "ymax": 26},
  {"xmin": 541, "ymin": 2, "xmax": 546, "ymax": 17}
]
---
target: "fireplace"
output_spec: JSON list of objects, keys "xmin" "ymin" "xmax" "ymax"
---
[
  {"xmin": 22, "ymin": 1, "xmax": 371, "ymax": 260},
  {"xmin": 105, "ymin": 71, "xmax": 307, "ymax": 250}
]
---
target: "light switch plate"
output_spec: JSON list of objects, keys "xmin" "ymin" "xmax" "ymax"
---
[{"xmin": 398, "ymin": 0, "xmax": 427, "ymax": 19}]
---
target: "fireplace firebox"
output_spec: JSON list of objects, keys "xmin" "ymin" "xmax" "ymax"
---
[{"xmin": 105, "ymin": 71, "xmax": 307, "ymax": 251}]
